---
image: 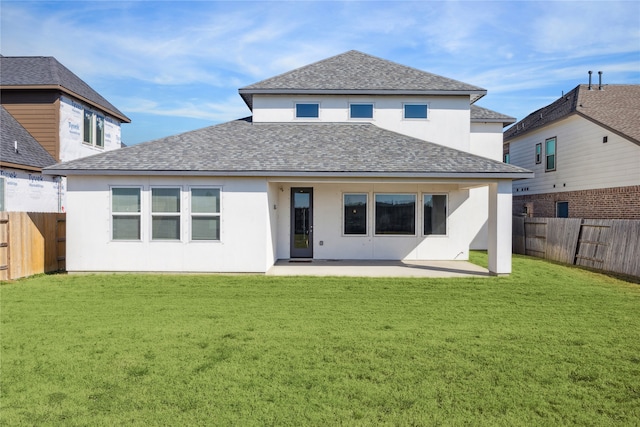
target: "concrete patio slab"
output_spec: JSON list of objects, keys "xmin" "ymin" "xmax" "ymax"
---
[{"xmin": 266, "ymin": 259, "xmax": 490, "ymax": 278}]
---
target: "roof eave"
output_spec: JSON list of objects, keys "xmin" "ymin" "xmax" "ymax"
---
[
  {"xmin": 504, "ymin": 112, "xmax": 576, "ymax": 142},
  {"xmin": 43, "ymin": 168, "xmax": 533, "ymax": 180},
  {"xmin": 472, "ymin": 117, "xmax": 516, "ymax": 126},
  {"xmin": 239, "ymin": 88, "xmax": 486, "ymax": 97},
  {"xmin": 1, "ymin": 161, "xmax": 46, "ymax": 172},
  {"xmin": 575, "ymin": 111, "xmax": 640, "ymax": 147},
  {"xmin": 0, "ymin": 84, "xmax": 131, "ymax": 123},
  {"xmin": 239, "ymin": 89, "xmax": 486, "ymax": 109}
]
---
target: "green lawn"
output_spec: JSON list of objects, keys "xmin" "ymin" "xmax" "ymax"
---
[{"xmin": 1, "ymin": 253, "xmax": 639, "ymax": 426}]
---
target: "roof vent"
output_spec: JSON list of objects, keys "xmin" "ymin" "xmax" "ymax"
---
[
  {"xmin": 588, "ymin": 71, "xmax": 593, "ymax": 90},
  {"xmin": 598, "ymin": 71, "xmax": 603, "ymax": 90}
]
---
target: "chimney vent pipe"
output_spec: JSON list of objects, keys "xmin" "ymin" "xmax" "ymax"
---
[
  {"xmin": 598, "ymin": 71, "xmax": 603, "ymax": 90},
  {"xmin": 588, "ymin": 71, "xmax": 593, "ymax": 90}
]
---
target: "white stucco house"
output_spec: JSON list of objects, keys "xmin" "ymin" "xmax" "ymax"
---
[{"xmin": 44, "ymin": 51, "xmax": 532, "ymax": 275}]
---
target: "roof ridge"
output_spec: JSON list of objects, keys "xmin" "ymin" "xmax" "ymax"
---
[
  {"xmin": 48, "ymin": 56, "xmax": 62, "ymax": 86},
  {"xmin": 240, "ymin": 50, "xmax": 362, "ymax": 89},
  {"xmin": 505, "ymin": 83, "xmax": 640, "ymax": 143},
  {"xmin": 238, "ymin": 50, "xmax": 486, "ymax": 109}
]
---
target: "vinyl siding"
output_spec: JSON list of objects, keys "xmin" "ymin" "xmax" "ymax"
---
[
  {"xmin": 508, "ymin": 115, "xmax": 640, "ymax": 195},
  {"xmin": 2, "ymin": 95, "xmax": 60, "ymax": 160}
]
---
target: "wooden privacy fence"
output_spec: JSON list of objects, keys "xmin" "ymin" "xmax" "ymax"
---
[
  {"xmin": 0, "ymin": 212, "xmax": 66, "ymax": 281},
  {"xmin": 513, "ymin": 216, "xmax": 640, "ymax": 278}
]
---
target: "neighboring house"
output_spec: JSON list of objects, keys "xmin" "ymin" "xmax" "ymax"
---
[
  {"xmin": 44, "ymin": 50, "xmax": 531, "ymax": 275},
  {"xmin": 504, "ymin": 82, "xmax": 640, "ymax": 219},
  {"xmin": 0, "ymin": 56, "xmax": 131, "ymax": 212}
]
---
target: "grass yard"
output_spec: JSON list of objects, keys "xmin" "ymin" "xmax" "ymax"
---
[{"xmin": 1, "ymin": 253, "xmax": 639, "ymax": 426}]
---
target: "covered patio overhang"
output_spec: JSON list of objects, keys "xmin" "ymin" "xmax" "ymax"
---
[{"xmin": 267, "ymin": 173, "xmax": 528, "ymax": 276}]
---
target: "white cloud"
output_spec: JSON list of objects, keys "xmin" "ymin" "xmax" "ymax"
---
[
  {"xmin": 3, "ymin": 0, "xmax": 638, "ymax": 145},
  {"xmin": 121, "ymin": 95, "xmax": 250, "ymax": 122}
]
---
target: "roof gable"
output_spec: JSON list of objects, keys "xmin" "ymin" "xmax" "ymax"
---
[
  {"xmin": 505, "ymin": 84, "xmax": 640, "ymax": 144},
  {"xmin": 239, "ymin": 50, "xmax": 486, "ymax": 109},
  {"xmin": 0, "ymin": 56, "xmax": 130, "ymax": 123},
  {"xmin": 45, "ymin": 118, "xmax": 530, "ymax": 178},
  {"xmin": 1, "ymin": 106, "xmax": 56, "ymax": 169}
]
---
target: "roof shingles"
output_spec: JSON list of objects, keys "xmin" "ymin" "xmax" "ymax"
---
[
  {"xmin": 504, "ymin": 84, "xmax": 640, "ymax": 143},
  {"xmin": 239, "ymin": 51, "xmax": 487, "ymax": 108},
  {"xmin": 45, "ymin": 118, "xmax": 530, "ymax": 177},
  {"xmin": 0, "ymin": 56, "xmax": 130, "ymax": 122}
]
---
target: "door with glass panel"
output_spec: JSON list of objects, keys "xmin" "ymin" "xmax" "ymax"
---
[{"xmin": 290, "ymin": 188, "xmax": 313, "ymax": 258}]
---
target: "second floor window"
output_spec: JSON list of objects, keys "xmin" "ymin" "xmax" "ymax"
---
[
  {"xmin": 83, "ymin": 110, "xmax": 105, "ymax": 148},
  {"xmin": 349, "ymin": 104, "xmax": 373, "ymax": 119},
  {"xmin": 295, "ymin": 103, "xmax": 319, "ymax": 118},
  {"xmin": 403, "ymin": 103, "xmax": 428, "ymax": 119},
  {"xmin": 545, "ymin": 137, "xmax": 556, "ymax": 171}
]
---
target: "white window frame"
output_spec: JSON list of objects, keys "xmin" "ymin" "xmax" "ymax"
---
[
  {"xmin": 189, "ymin": 186, "xmax": 222, "ymax": 242},
  {"xmin": 294, "ymin": 102, "xmax": 320, "ymax": 119},
  {"xmin": 402, "ymin": 103, "xmax": 429, "ymax": 120},
  {"xmin": 374, "ymin": 193, "xmax": 417, "ymax": 236},
  {"xmin": 535, "ymin": 143, "xmax": 542, "ymax": 164},
  {"xmin": 150, "ymin": 186, "xmax": 182, "ymax": 241},
  {"xmin": 342, "ymin": 193, "xmax": 369, "ymax": 236},
  {"xmin": 422, "ymin": 193, "xmax": 448, "ymax": 237},
  {"xmin": 110, "ymin": 186, "xmax": 142, "ymax": 241},
  {"xmin": 83, "ymin": 109, "xmax": 105, "ymax": 149},
  {"xmin": 348, "ymin": 103, "xmax": 374, "ymax": 120},
  {"xmin": 545, "ymin": 137, "xmax": 557, "ymax": 172}
]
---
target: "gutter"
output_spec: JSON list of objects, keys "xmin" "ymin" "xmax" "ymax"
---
[{"xmin": 42, "ymin": 168, "xmax": 534, "ymax": 180}]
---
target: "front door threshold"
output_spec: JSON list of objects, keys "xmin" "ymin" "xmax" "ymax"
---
[{"xmin": 289, "ymin": 258, "xmax": 313, "ymax": 263}]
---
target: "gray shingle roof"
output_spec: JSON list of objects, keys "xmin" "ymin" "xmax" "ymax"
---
[
  {"xmin": 239, "ymin": 51, "xmax": 487, "ymax": 109},
  {"xmin": 1, "ymin": 106, "xmax": 56, "ymax": 169},
  {"xmin": 504, "ymin": 84, "xmax": 640, "ymax": 144},
  {"xmin": 471, "ymin": 105, "xmax": 516, "ymax": 125},
  {"xmin": 44, "ymin": 118, "xmax": 531, "ymax": 178},
  {"xmin": 0, "ymin": 56, "xmax": 130, "ymax": 123}
]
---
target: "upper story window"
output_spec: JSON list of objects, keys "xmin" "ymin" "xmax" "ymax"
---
[
  {"xmin": 295, "ymin": 103, "xmax": 319, "ymax": 118},
  {"xmin": 349, "ymin": 103, "xmax": 373, "ymax": 119},
  {"xmin": 545, "ymin": 137, "xmax": 556, "ymax": 171},
  {"xmin": 83, "ymin": 110, "xmax": 105, "ymax": 148},
  {"xmin": 403, "ymin": 103, "xmax": 428, "ymax": 119},
  {"xmin": 535, "ymin": 143, "xmax": 542, "ymax": 164}
]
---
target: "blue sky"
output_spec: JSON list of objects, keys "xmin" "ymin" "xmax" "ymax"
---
[{"xmin": 2, "ymin": 0, "xmax": 639, "ymax": 145}]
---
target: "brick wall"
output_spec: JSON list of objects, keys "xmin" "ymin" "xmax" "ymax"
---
[{"xmin": 513, "ymin": 185, "xmax": 640, "ymax": 219}]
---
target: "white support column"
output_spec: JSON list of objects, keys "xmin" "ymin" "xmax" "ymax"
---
[{"xmin": 488, "ymin": 180, "xmax": 513, "ymax": 275}]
